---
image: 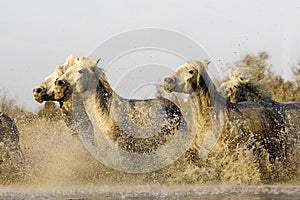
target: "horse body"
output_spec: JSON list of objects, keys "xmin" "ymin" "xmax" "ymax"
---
[
  {"xmin": 224, "ymin": 75, "xmax": 300, "ymax": 153},
  {"xmin": 54, "ymin": 57, "xmax": 186, "ymax": 153},
  {"xmin": 163, "ymin": 60, "xmax": 299, "ymax": 181},
  {"xmin": 220, "ymin": 67, "xmax": 300, "ymax": 141}
]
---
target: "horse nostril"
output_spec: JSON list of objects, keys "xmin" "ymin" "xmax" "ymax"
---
[
  {"xmin": 56, "ymin": 80, "xmax": 65, "ymax": 86},
  {"xmin": 164, "ymin": 77, "xmax": 174, "ymax": 84},
  {"xmin": 34, "ymin": 87, "xmax": 43, "ymax": 94}
]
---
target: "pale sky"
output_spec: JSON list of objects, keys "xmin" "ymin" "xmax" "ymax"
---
[{"xmin": 1, "ymin": 0, "xmax": 300, "ymax": 110}]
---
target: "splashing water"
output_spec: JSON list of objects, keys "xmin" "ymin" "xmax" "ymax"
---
[{"xmin": 0, "ymin": 106, "xmax": 299, "ymax": 199}]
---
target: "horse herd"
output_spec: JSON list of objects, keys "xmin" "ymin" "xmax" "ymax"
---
[{"xmin": 1, "ymin": 55, "xmax": 299, "ymax": 183}]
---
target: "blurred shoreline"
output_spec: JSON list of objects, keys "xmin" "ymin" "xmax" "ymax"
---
[{"xmin": 1, "ymin": 184, "xmax": 299, "ymax": 199}]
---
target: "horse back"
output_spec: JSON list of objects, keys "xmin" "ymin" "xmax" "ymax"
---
[{"xmin": 127, "ymin": 97, "xmax": 185, "ymax": 127}]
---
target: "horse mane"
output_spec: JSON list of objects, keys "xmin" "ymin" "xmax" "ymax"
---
[
  {"xmin": 94, "ymin": 67, "xmax": 113, "ymax": 94},
  {"xmin": 221, "ymin": 69, "xmax": 272, "ymax": 103},
  {"xmin": 188, "ymin": 60, "xmax": 224, "ymax": 108},
  {"xmin": 94, "ymin": 67, "xmax": 114, "ymax": 112}
]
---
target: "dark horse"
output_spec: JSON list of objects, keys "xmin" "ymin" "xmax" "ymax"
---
[{"xmin": 0, "ymin": 112, "xmax": 24, "ymax": 182}]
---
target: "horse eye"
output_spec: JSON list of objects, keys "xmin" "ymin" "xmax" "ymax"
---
[
  {"xmin": 78, "ymin": 69, "xmax": 84, "ymax": 74},
  {"xmin": 188, "ymin": 70, "xmax": 194, "ymax": 75}
]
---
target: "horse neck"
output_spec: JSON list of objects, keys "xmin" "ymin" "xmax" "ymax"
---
[
  {"xmin": 81, "ymin": 78, "xmax": 119, "ymax": 119},
  {"xmin": 60, "ymin": 98, "xmax": 74, "ymax": 128},
  {"xmin": 193, "ymin": 69, "xmax": 227, "ymax": 111},
  {"xmin": 190, "ymin": 70, "xmax": 228, "ymax": 145},
  {"xmin": 61, "ymin": 98, "xmax": 73, "ymax": 112}
]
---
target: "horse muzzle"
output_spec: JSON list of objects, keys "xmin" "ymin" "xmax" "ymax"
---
[
  {"xmin": 163, "ymin": 77, "xmax": 176, "ymax": 93},
  {"xmin": 33, "ymin": 87, "xmax": 48, "ymax": 103}
]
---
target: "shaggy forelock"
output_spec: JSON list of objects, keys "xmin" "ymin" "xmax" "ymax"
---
[
  {"xmin": 63, "ymin": 55, "xmax": 77, "ymax": 68},
  {"xmin": 94, "ymin": 67, "xmax": 113, "ymax": 94}
]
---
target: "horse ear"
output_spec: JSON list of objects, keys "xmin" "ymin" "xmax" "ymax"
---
[
  {"xmin": 96, "ymin": 58, "xmax": 101, "ymax": 65},
  {"xmin": 199, "ymin": 60, "xmax": 210, "ymax": 69},
  {"xmin": 73, "ymin": 57, "xmax": 80, "ymax": 65},
  {"xmin": 55, "ymin": 65, "xmax": 62, "ymax": 70},
  {"xmin": 90, "ymin": 58, "xmax": 100, "ymax": 67},
  {"xmin": 204, "ymin": 60, "xmax": 211, "ymax": 67}
]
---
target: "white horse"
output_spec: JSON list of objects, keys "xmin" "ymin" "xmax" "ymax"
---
[
  {"xmin": 33, "ymin": 55, "xmax": 85, "ymax": 132},
  {"xmin": 54, "ymin": 57, "xmax": 187, "ymax": 154},
  {"xmin": 33, "ymin": 65, "xmax": 65, "ymax": 103},
  {"xmin": 164, "ymin": 60, "xmax": 300, "ymax": 181}
]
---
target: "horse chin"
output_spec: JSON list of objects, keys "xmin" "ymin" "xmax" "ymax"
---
[
  {"xmin": 54, "ymin": 90, "xmax": 66, "ymax": 101},
  {"xmin": 172, "ymin": 87, "xmax": 192, "ymax": 95},
  {"xmin": 164, "ymin": 82, "xmax": 191, "ymax": 94},
  {"xmin": 33, "ymin": 96, "xmax": 44, "ymax": 103},
  {"xmin": 33, "ymin": 89, "xmax": 48, "ymax": 103},
  {"xmin": 34, "ymin": 92, "xmax": 52, "ymax": 103},
  {"xmin": 54, "ymin": 84, "xmax": 70, "ymax": 99},
  {"xmin": 163, "ymin": 84, "xmax": 172, "ymax": 93}
]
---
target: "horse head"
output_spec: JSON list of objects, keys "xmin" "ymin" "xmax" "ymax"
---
[
  {"xmin": 33, "ymin": 65, "xmax": 65, "ymax": 103},
  {"xmin": 32, "ymin": 55, "xmax": 77, "ymax": 103},
  {"xmin": 163, "ymin": 60, "xmax": 210, "ymax": 94},
  {"xmin": 54, "ymin": 57, "xmax": 101, "ymax": 101}
]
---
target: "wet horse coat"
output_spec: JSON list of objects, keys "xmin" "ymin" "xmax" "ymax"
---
[
  {"xmin": 54, "ymin": 57, "xmax": 187, "ymax": 153},
  {"xmin": 164, "ymin": 60, "xmax": 300, "ymax": 181}
]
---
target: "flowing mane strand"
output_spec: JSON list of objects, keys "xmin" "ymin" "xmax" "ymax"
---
[
  {"xmin": 94, "ymin": 67, "xmax": 113, "ymax": 95},
  {"xmin": 94, "ymin": 67, "xmax": 113, "ymax": 112}
]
